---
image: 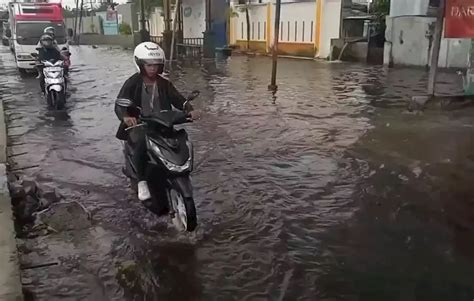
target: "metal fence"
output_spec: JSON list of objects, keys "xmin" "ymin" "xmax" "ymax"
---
[{"xmin": 150, "ymin": 35, "xmax": 163, "ymax": 46}]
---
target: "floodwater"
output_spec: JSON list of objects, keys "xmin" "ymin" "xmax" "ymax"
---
[{"xmin": 1, "ymin": 45, "xmax": 474, "ymax": 301}]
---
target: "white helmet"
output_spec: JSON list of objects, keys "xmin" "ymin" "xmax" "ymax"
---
[{"xmin": 133, "ymin": 42, "xmax": 166, "ymax": 71}]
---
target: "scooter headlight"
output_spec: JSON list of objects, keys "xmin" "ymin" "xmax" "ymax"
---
[{"xmin": 148, "ymin": 140, "xmax": 191, "ymax": 172}]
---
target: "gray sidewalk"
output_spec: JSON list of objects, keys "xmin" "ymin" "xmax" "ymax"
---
[{"xmin": 0, "ymin": 96, "xmax": 23, "ymax": 300}]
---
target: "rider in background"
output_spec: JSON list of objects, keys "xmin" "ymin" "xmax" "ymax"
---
[
  {"xmin": 37, "ymin": 26, "xmax": 60, "ymax": 51},
  {"xmin": 36, "ymin": 34, "xmax": 62, "ymax": 93},
  {"xmin": 60, "ymin": 47, "xmax": 71, "ymax": 78}
]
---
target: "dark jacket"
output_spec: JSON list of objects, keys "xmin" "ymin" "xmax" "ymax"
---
[
  {"xmin": 37, "ymin": 47, "xmax": 62, "ymax": 62},
  {"xmin": 114, "ymin": 73, "xmax": 192, "ymax": 140}
]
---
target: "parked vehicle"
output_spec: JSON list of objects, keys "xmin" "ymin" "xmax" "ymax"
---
[{"xmin": 7, "ymin": 2, "xmax": 68, "ymax": 74}]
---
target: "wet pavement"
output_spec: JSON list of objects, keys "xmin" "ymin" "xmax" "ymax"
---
[{"xmin": 1, "ymin": 45, "xmax": 474, "ymax": 300}]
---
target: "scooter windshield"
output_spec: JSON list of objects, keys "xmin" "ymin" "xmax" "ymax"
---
[
  {"xmin": 142, "ymin": 110, "xmax": 188, "ymax": 128},
  {"xmin": 44, "ymin": 60, "xmax": 63, "ymax": 67}
]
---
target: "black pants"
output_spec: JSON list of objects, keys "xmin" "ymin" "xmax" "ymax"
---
[
  {"xmin": 37, "ymin": 66, "xmax": 45, "ymax": 92},
  {"xmin": 128, "ymin": 127, "xmax": 148, "ymax": 181}
]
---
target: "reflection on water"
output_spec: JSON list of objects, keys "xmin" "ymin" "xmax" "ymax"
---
[{"xmin": 1, "ymin": 45, "xmax": 474, "ymax": 300}]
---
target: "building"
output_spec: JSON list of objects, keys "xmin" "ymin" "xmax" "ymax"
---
[
  {"xmin": 146, "ymin": 0, "xmax": 227, "ymax": 56},
  {"xmin": 384, "ymin": 0, "xmax": 470, "ymax": 68},
  {"xmin": 145, "ymin": 0, "xmax": 346, "ymax": 59},
  {"xmin": 228, "ymin": 0, "xmax": 343, "ymax": 59},
  {"xmin": 181, "ymin": 0, "xmax": 228, "ymax": 49}
]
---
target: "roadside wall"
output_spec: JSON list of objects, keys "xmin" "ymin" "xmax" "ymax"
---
[
  {"xmin": 384, "ymin": 16, "xmax": 470, "ymax": 68},
  {"xmin": 0, "ymin": 60, "xmax": 23, "ymax": 300},
  {"xmin": 231, "ymin": 2, "xmax": 317, "ymax": 57},
  {"xmin": 65, "ymin": 16, "xmax": 102, "ymax": 35},
  {"xmin": 229, "ymin": 0, "xmax": 342, "ymax": 58},
  {"xmin": 78, "ymin": 34, "xmax": 135, "ymax": 48}
]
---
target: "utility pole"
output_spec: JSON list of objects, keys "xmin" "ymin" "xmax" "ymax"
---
[
  {"xmin": 203, "ymin": 0, "xmax": 214, "ymax": 58},
  {"xmin": 464, "ymin": 39, "xmax": 474, "ymax": 95},
  {"xmin": 89, "ymin": 0, "xmax": 94, "ymax": 33},
  {"xmin": 73, "ymin": 0, "xmax": 79, "ymax": 43},
  {"xmin": 162, "ymin": 0, "xmax": 172, "ymax": 57},
  {"xmin": 139, "ymin": 0, "xmax": 149, "ymax": 42},
  {"xmin": 168, "ymin": 0, "xmax": 180, "ymax": 73},
  {"xmin": 269, "ymin": 0, "xmax": 281, "ymax": 90},
  {"xmin": 427, "ymin": 0, "xmax": 445, "ymax": 96},
  {"xmin": 78, "ymin": 0, "xmax": 84, "ymax": 44}
]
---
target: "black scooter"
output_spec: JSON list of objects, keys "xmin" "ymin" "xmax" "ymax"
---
[{"xmin": 115, "ymin": 91, "xmax": 200, "ymax": 232}]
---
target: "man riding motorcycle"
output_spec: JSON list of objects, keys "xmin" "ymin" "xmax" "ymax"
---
[
  {"xmin": 114, "ymin": 42, "xmax": 200, "ymax": 201},
  {"xmin": 37, "ymin": 26, "xmax": 60, "ymax": 51},
  {"xmin": 36, "ymin": 34, "xmax": 62, "ymax": 93}
]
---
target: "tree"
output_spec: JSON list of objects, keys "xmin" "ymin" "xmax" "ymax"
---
[
  {"xmin": 95, "ymin": 2, "xmax": 112, "ymax": 12},
  {"xmin": 370, "ymin": 0, "xmax": 390, "ymax": 36},
  {"xmin": 119, "ymin": 22, "xmax": 132, "ymax": 35},
  {"xmin": 135, "ymin": 0, "xmax": 164, "ymax": 17},
  {"xmin": 63, "ymin": 6, "xmax": 75, "ymax": 18},
  {"xmin": 371, "ymin": 0, "xmax": 390, "ymax": 23},
  {"xmin": 245, "ymin": 1, "xmax": 250, "ymax": 49},
  {"xmin": 237, "ymin": 1, "xmax": 251, "ymax": 49}
]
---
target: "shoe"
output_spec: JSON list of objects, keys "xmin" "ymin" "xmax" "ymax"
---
[{"xmin": 138, "ymin": 181, "xmax": 151, "ymax": 201}]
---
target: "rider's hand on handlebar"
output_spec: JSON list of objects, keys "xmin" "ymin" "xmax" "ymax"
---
[
  {"xmin": 124, "ymin": 116, "xmax": 138, "ymax": 127},
  {"xmin": 187, "ymin": 110, "xmax": 201, "ymax": 121}
]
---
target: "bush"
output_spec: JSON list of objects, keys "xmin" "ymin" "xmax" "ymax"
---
[{"xmin": 119, "ymin": 22, "xmax": 132, "ymax": 35}]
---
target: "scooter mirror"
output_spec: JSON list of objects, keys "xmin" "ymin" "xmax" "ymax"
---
[{"xmin": 115, "ymin": 98, "xmax": 134, "ymax": 107}]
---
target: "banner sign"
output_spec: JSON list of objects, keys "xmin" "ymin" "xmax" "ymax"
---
[{"xmin": 445, "ymin": 0, "xmax": 474, "ymax": 38}]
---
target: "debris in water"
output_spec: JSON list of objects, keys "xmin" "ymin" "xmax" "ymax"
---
[
  {"xmin": 412, "ymin": 166, "xmax": 422, "ymax": 178},
  {"xmin": 36, "ymin": 201, "xmax": 91, "ymax": 231},
  {"xmin": 20, "ymin": 262, "xmax": 58, "ymax": 270}
]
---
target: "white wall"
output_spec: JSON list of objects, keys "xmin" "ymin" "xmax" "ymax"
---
[
  {"xmin": 234, "ymin": 4, "xmax": 267, "ymax": 41},
  {"xmin": 230, "ymin": 0, "xmax": 344, "ymax": 58},
  {"xmin": 65, "ymin": 16, "xmax": 101, "ymax": 34},
  {"xmin": 390, "ymin": 0, "xmax": 429, "ymax": 17},
  {"xmin": 271, "ymin": 1, "xmax": 316, "ymax": 44},
  {"xmin": 182, "ymin": 0, "xmax": 206, "ymax": 39},
  {"xmin": 319, "ymin": 0, "xmax": 341, "ymax": 58},
  {"xmin": 232, "ymin": 1, "xmax": 316, "ymax": 43},
  {"xmin": 149, "ymin": 7, "xmax": 164, "ymax": 37},
  {"xmin": 384, "ymin": 16, "xmax": 470, "ymax": 68}
]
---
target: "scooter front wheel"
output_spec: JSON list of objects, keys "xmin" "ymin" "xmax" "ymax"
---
[
  {"xmin": 55, "ymin": 90, "xmax": 65, "ymax": 110},
  {"xmin": 46, "ymin": 90, "xmax": 55, "ymax": 108},
  {"xmin": 169, "ymin": 188, "xmax": 197, "ymax": 232}
]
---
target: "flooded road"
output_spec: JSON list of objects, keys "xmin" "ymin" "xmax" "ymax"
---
[{"xmin": 1, "ymin": 45, "xmax": 474, "ymax": 300}]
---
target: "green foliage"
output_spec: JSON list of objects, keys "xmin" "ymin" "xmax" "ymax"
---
[
  {"xmin": 135, "ymin": 0, "xmax": 164, "ymax": 17},
  {"xmin": 370, "ymin": 0, "xmax": 390, "ymax": 33},
  {"xmin": 226, "ymin": 6, "xmax": 239, "ymax": 18},
  {"xmin": 96, "ymin": 2, "xmax": 112, "ymax": 12},
  {"xmin": 371, "ymin": 0, "xmax": 390, "ymax": 20},
  {"xmin": 119, "ymin": 22, "xmax": 132, "ymax": 35},
  {"xmin": 62, "ymin": 7, "xmax": 75, "ymax": 18}
]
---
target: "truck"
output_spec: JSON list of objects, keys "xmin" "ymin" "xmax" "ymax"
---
[{"xmin": 6, "ymin": 2, "xmax": 68, "ymax": 74}]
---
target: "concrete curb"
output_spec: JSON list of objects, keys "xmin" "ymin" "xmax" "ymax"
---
[{"xmin": 0, "ymin": 97, "xmax": 23, "ymax": 300}]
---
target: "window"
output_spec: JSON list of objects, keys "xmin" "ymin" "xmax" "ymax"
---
[{"xmin": 16, "ymin": 22, "xmax": 66, "ymax": 45}]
